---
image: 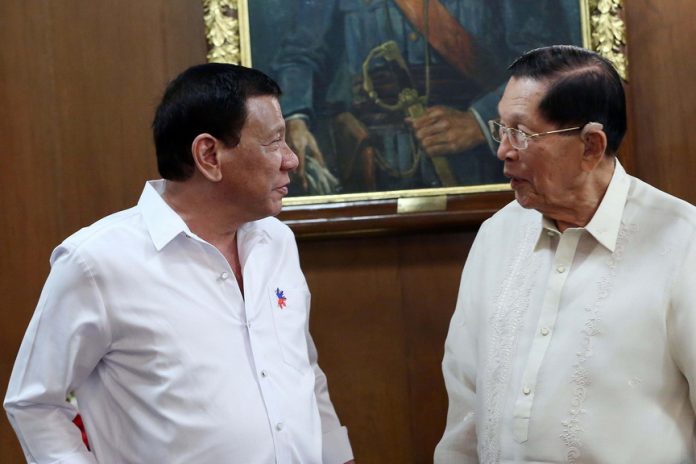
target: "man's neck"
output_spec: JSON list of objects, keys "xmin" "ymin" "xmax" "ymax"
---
[
  {"xmin": 162, "ymin": 179, "xmax": 245, "ymax": 292},
  {"xmin": 548, "ymin": 157, "xmax": 616, "ymax": 233}
]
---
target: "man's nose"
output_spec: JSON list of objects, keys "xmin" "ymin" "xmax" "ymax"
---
[
  {"xmin": 281, "ymin": 143, "xmax": 299, "ymax": 171},
  {"xmin": 496, "ymin": 134, "xmax": 518, "ymax": 161}
]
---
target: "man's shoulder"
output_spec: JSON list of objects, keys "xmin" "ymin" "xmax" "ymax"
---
[
  {"xmin": 59, "ymin": 206, "xmax": 144, "ymax": 256},
  {"xmin": 629, "ymin": 176, "xmax": 696, "ymax": 227}
]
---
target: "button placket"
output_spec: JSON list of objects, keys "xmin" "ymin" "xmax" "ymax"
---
[{"xmin": 513, "ymin": 229, "xmax": 583, "ymax": 443}]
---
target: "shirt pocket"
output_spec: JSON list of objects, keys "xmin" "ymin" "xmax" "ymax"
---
[{"xmin": 267, "ymin": 285, "xmax": 311, "ymax": 373}]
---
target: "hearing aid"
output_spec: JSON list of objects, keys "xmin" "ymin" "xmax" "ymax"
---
[{"xmin": 581, "ymin": 122, "xmax": 604, "ymax": 139}]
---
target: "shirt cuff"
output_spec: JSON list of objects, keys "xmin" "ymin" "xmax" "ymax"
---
[{"xmin": 322, "ymin": 425, "xmax": 353, "ymax": 464}]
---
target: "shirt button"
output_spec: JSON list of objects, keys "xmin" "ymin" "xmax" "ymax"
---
[
  {"xmin": 523, "ymin": 386, "xmax": 532, "ymax": 395},
  {"xmin": 260, "ymin": 370, "xmax": 268, "ymax": 378},
  {"xmin": 540, "ymin": 327, "xmax": 550, "ymax": 336},
  {"xmin": 246, "ymin": 321, "xmax": 252, "ymax": 329},
  {"xmin": 275, "ymin": 422, "xmax": 284, "ymax": 431},
  {"xmin": 556, "ymin": 265, "xmax": 566, "ymax": 273},
  {"xmin": 546, "ymin": 231, "xmax": 555, "ymax": 237},
  {"xmin": 408, "ymin": 32, "xmax": 419, "ymax": 42},
  {"xmin": 220, "ymin": 271, "xmax": 229, "ymax": 280}
]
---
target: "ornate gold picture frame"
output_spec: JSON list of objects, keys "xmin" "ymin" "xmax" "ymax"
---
[{"xmin": 202, "ymin": 0, "xmax": 627, "ymax": 237}]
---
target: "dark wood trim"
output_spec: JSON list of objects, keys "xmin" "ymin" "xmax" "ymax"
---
[{"xmin": 279, "ymin": 190, "xmax": 515, "ymax": 239}]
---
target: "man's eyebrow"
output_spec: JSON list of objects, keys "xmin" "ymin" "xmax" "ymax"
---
[
  {"xmin": 500, "ymin": 111, "xmax": 528, "ymax": 126},
  {"xmin": 261, "ymin": 125, "xmax": 285, "ymax": 143}
]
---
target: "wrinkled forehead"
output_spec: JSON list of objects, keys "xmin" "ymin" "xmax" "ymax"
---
[{"xmin": 498, "ymin": 77, "xmax": 550, "ymax": 124}]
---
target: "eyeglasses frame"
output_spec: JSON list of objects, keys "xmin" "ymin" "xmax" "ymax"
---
[{"xmin": 488, "ymin": 120, "xmax": 583, "ymax": 150}]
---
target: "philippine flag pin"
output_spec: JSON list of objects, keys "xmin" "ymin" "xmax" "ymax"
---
[{"xmin": 275, "ymin": 288, "xmax": 287, "ymax": 309}]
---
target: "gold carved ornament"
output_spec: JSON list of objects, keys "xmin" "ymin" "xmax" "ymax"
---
[
  {"xmin": 581, "ymin": 0, "xmax": 628, "ymax": 80},
  {"xmin": 202, "ymin": 0, "xmax": 244, "ymax": 65}
]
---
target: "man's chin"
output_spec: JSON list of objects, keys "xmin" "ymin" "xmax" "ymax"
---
[
  {"xmin": 269, "ymin": 201, "xmax": 284, "ymax": 217},
  {"xmin": 514, "ymin": 190, "xmax": 535, "ymax": 210}
]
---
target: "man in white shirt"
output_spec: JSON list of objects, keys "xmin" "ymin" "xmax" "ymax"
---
[
  {"xmin": 4, "ymin": 63, "xmax": 355, "ymax": 464},
  {"xmin": 435, "ymin": 45, "xmax": 696, "ymax": 463}
]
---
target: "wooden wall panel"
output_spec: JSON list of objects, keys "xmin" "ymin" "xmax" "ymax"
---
[
  {"xmin": 397, "ymin": 233, "xmax": 475, "ymax": 463},
  {"xmin": 302, "ymin": 231, "xmax": 476, "ymax": 464},
  {"xmin": 302, "ymin": 236, "xmax": 414, "ymax": 463},
  {"xmin": 2, "ymin": 0, "xmax": 695, "ymax": 462},
  {"xmin": 1, "ymin": 11, "xmax": 68, "ymax": 461},
  {"xmin": 624, "ymin": 0, "xmax": 696, "ymax": 202},
  {"xmin": 0, "ymin": 1, "xmax": 207, "ymax": 461}
]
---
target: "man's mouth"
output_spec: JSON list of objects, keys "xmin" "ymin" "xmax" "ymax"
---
[{"xmin": 505, "ymin": 173, "xmax": 526, "ymax": 188}]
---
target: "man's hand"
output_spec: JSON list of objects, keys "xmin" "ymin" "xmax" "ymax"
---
[
  {"xmin": 286, "ymin": 118, "xmax": 325, "ymax": 191},
  {"xmin": 407, "ymin": 106, "xmax": 486, "ymax": 157}
]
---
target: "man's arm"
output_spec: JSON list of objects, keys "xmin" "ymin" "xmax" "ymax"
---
[
  {"xmin": 4, "ymin": 245, "xmax": 109, "ymax": 463},
  {"xmin": 272, "ymin": 0, "xmax": 339, "ymax": 192},
  {"xmin": 271, "ymin": 0, "xmax": 338, "ymax": 120},
  {"xmin": 667, "ymin": 235, "xmax": 696, "ymax": 416},
  {"xmin": 434, "ymin": 308, "xmax": 479, "ymax": 463},
  {"xmin": 434, "ymin": 232, "xmax": 487, "ymax": 463}
]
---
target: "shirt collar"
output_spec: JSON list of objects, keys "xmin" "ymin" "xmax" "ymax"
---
[
  {"xmin": 138, "ymin": 180, "xmax": 273, "ymax": 252},
  {"xmin": 238, "ymin": 219, "xmax": 272, "ymax": 246},
  {"xmin": 537, "ymin": 159, "xmax": 630, "ymax": 253},
  {"xmin": 584, "ymin": 160, "xmax": 630, "ymax": 252},
  {"xmin": 138, "ymin": 180, "xmax": 193, "ymax": 251}
]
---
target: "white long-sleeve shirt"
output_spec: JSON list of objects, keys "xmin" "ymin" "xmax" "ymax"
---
[
  {"xmin": 5, "ymin": 180, "xmax": 353, "ymax": 464},
  {"xmin": 435, "ymin": 161, "xmax": 696, "ymax": 463}
]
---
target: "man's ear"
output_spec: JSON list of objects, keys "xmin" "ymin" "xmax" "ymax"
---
[
  {"xmin": 580, "ymin": 122, "xmax": 607, "ymax": 169},
  {"xmin": 191, "ymin": 133, "xmax": 223, "ymax": 182}
]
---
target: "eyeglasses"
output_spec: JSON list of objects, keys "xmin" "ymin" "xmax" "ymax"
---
[{"xmin": 488, "ymin": 120, "xmax": 582, "ymax": 150}]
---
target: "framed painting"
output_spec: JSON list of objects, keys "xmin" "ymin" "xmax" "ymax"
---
[{"xmin": 203, "ymin": 0, "xmax": 627, "ymax": 237}]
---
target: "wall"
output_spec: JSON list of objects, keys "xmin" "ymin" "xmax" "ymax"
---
[
  {"xmin": 1, "ymin": 1, "xmax": 695, "ymax": 463},
  {"xmin": 624, "ymin": 0, "xmax": 696, "ymax": 198},
  {"xmin": 0, "ymin": 1, "xmax": 207, "ymax": 460},
  {"xmin": 300, "ymin": 232, "xmax": 475, "ymax": 463}
]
